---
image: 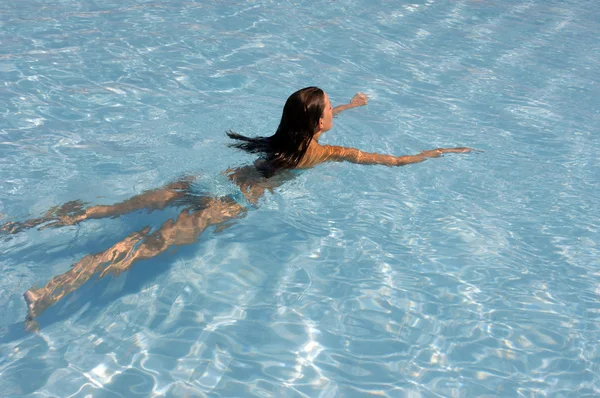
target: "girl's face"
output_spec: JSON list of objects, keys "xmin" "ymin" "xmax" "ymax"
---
[{"xmin": 318, "ymin": 93, "xmax": 333, "ymax": 134}]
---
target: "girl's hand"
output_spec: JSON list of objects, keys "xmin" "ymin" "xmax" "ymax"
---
[
  {"xmin": 441, "ymin": 147, "xmax": 476, "ymax": 153},
  {"xmin": 350, "ymin": 93, "xmax": 368, "ymax": 107},
  {"xmin": 422, "ymin": 147, "xmax": 476, "ymax": 157}
]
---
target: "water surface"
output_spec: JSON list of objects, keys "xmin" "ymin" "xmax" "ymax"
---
[{"xmin": 1, "ymin": 0, "xmax": 599, "ymax": 396}]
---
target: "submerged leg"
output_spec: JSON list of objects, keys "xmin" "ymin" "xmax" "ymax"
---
[
  {"xmin": 89, "ymin": 178, "xmax": 197, "ymax": 217},
  {"xmin": 24, "ymin": 227, "xmax": 151, "ymax": 331},
  {"xmin": 23, "ymin": 196, "xmax": 246, "ymax": 331},
  {"xmin": 1, "ymin": 201, "xmax": 87, "ymax": 235},
  {"xmin": 2, "ymin": 179, "xmax": 193, "ymax": 235}
]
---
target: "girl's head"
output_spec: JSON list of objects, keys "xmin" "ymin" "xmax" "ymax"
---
[
  {"xmin": 277, "ymin": 86, "xmax": 332, "ymax": 139},
  {"xmin": 227, "ymin": 86, "xmax": 332, "ymax": 176},
  {"xmin": 269, "ymin": 86, "xmax": 332, "ymax": 162}
]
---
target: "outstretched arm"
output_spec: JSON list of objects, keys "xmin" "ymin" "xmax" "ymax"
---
[
  {"xmin": 300, "ymin": 144, "xmax": 474, "ymax": 168},
  {"xmin": 333, "ymin": 93, "xmax": 368, "ymax": 115}
]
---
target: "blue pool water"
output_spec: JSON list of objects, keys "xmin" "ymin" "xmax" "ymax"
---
[{"xmin": 1, "ymin": 0, "xmax": 599, "ymax": 396}]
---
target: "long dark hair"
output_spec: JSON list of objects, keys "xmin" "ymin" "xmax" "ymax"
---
[{"xmin": 227, "ymin": 87, "xmax": 325, "ymax": 177}]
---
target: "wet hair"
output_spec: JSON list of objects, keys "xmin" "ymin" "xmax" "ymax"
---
[{"xmin": 227, "ymin": 86, "xmax": 325, "ymax": 177}]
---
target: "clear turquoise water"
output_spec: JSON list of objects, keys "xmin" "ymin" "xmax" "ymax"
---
[{"xmin": 1, "ymin": 0, "xmax": 599, "ymax": 396}]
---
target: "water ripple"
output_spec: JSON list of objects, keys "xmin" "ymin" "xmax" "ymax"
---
[{"xmin": 1, "ymin": 0, "xmax": 600, "ymax": 396}]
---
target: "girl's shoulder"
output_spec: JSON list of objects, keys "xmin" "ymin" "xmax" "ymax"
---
[
  {"xmin": 297, "ymin": 141, "xmax": 327, "ymax": 169},
  {"xmin": 297, "ymin": 141, "xmax": 345, "ymax": 168}
]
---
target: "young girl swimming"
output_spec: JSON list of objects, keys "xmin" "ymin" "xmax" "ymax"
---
[{"xmin": 2, "ymin": 87, "xmax": 473, "ymax": 331}]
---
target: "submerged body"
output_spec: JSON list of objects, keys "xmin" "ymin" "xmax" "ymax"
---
[{"xmin": 1, "ymin": 88, "xmax": 474, "ymax": 331}]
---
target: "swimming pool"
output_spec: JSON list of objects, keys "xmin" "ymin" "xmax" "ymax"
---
[{"xmin": 1, "ymin": 0, "xmax": 599, "ymax": 396}]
